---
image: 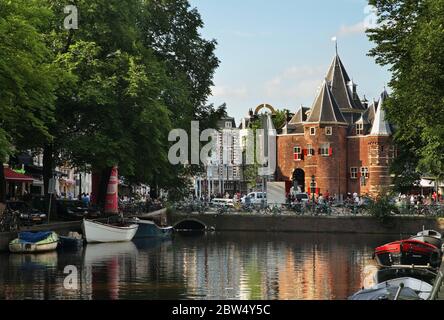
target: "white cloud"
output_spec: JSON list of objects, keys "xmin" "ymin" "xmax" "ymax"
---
[{"xmin": 338, "ymin": 21, "xmax": 367, "ymax": 37}]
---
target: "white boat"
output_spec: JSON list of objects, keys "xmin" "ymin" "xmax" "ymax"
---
[
  {"xmin": 382, "ymin": 277, "xmax": 433, "ymax": 300},
  {"xmin": 82, "ymin": 219, "xmax": 138, "ymax": 243},
  {"xmin": 350, "ymin": 277, "xmax": 433, "ymax": 300}
]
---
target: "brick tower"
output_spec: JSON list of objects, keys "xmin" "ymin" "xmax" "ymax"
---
[
  {"xmin": 367, "ymin": 90, "xmax": 394, "ymax": 196},
  {"xmin": 302, "ymin": 80, "xmax": 349, "ymax": 197},
  {"xmin": 276, "ymin": 52, "xmax": 394, "ymax": 199}
]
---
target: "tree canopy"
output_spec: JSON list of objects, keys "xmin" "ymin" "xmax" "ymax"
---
[
  {"xmin": 0, "ymin": 0, "xmax": 221, "ymax": 203},
  {"xmin": 367, "ymin": 0, "xmax": 444, "ymax": 186},
  {"xmin": 0, "ymin": 0, "xmax": 57, "ymax": 162}
]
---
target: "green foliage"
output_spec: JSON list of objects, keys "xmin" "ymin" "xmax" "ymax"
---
[
  {"xmin": 0, "ymin": 0, "xmax": 220, "ymax": 200},
  {"xmin": 241, "ymin": 110, "xmax": 287, "ymax": 189},
  {"xmin": 0, "ymin": 0, "xmax": 57, "ymax": 162},
  {"xmin": 367, "ymin": 0, "xmax": 444, "ymax": 184},
  {"xmin": 367, "ymin": 196, "xmax": 397, "ymax": 224}
]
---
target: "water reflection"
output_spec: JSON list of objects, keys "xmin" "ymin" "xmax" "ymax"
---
[{"xmin": 0, "ymin": 232, "xmax": 398, "ymax": 300}]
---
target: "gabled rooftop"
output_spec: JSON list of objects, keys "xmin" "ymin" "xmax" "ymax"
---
[
  {"xmin": 288, "ymin": 106, "xmax": 310, "ymax": 125},
  {"xmin": 306, "ymin": 80, "xmax": 348, "ymax": 125},
  {"xmin": 325, "ymin": 54, "xmax": 365, "ymax": 111}
]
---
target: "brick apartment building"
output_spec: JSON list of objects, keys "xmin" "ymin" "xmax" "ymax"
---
[{"xmin": 276, "ymin": 53, "xmax": 395, "ymax": 198}]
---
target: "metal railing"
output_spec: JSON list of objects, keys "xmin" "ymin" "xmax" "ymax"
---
[
  {"xmin": 429, "ymin": 271, "xmax": 444, "ymax": 300},
  {"xmin": 172, "ymin": 200, "xmax": 444, "ymax": 218}
]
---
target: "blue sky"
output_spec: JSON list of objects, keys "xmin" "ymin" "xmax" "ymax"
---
[{"xmin": 189, "ymin": 0, "xmax": 391, "ymax": 123}]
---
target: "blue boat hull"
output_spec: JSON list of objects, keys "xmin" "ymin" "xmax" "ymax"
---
[
  {"xmin": 58, "ymin": 236, "xmax": 84, "ymax": 250},
  {"xmin": 133, "ymin": 220, "xmax": 173, "ymax": 239}
]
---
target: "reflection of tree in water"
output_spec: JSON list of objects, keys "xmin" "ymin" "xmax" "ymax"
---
[{"xmin": 0, "ymin": 232, "xmax": 400, "ymax": 300}]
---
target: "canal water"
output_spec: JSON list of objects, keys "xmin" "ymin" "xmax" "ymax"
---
[{"xmin": 0, "ymin": 232, "xmax": 399, "ymax": 300}]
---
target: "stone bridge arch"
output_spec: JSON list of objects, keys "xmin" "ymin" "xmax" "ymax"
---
[{"xmin": 173, "ymin": 218, "xmax": 207, "ymax": 231}]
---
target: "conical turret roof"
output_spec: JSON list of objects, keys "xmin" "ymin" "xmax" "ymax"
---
[
  {"xmin": 370, "ymin": 90, "xmax": 392, "ymax": 136},
  {"xmin": 306, "ymin": 80, "xmax": 348, "ymax": 125},
  {"xmin": 326, "ymin": 54, "xmax": 365, "ymax": 111}
]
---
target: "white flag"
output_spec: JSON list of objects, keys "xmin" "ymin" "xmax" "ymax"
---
[{"xmin": 331, "ymin": 36, "xmax": 337, "ymax": 42}]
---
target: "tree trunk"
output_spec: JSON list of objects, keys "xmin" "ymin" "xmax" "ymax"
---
[
  {"xmin": 43, "ymin": 144, "xmax": 54, "ymax": 195},
  {"xmin": 0, "ymin": 163, "xmax": 5, "ymax": 203},
  {"xmin": 43, "ymin": 144, "xmax": 57, "ymax": 218}
]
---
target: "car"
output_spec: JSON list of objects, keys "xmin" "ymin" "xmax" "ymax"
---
[
  {"xmin": 56, "ymin": 200, "xmax": 101, "ymax": 221},
  {"xmin": 6, "ymin": 201, "xmax": 47, "ymax": 226},
  {"xmin": 210, "ymin": 198, "xmax": 234, "ymax": 208},
  {"xmin": 294, "ymin": 193, "xmax": 310, "ymax": 203},
  {"xmin": 241, "ymin": 192, "xmax": 266, "ymax": 205}
]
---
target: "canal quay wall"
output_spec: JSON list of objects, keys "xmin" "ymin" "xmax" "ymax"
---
[{"xmin": 169, "ymin": 212, "xmax": 444, "ymax": 235}]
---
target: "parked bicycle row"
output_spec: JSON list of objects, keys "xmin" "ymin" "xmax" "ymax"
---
[{"xmin": 173, "ymin": 199, "xmax": 444, "ymax": 218}]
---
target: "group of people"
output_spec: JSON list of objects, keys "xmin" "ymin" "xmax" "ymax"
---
[{"xmin": 398, "ymin": 192, "xmax": 442, "ymax": 206}]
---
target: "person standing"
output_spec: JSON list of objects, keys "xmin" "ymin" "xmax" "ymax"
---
[{"xmin": 432, "ymin": 191, "xmax": 438, "ymax": 204}]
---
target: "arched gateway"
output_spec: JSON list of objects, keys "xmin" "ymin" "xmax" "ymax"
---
[{"xmin": 292, "ymin": 169, "xmax": 305, "ymax": 193}]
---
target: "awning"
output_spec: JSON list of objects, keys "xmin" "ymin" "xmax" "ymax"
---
[
  {"xmin": 4, "ymin": 167, "xmax": 34, "ymax": 183},
  {"xmin": 419, "ymin": 179, "xmax": 435, "ymax": 188}
]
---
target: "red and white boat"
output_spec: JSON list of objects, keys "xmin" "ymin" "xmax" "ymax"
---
[{"xmin": 374, "ymin": 239, "xmax": 441, "ymax": 269}]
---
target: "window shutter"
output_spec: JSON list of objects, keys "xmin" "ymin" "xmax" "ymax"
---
[
  {"xmin": 318, "ymin": 148, "xmax": 321, "ymax": 155},
  {"xmin": 329, "ymin": 147, "xmax": 333, "ymax": 156},
  {"xmin": 303, "ymin": 149, "xmax": 308, "ymax": 156}
]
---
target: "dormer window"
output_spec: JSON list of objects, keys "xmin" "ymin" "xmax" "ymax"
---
[
  {"xmin": 225, "ymin": 122, "xmax": 232, "ymax": 129},
  {"xmin": 356, "ymin": 123, "xmax": 364, "ymax": 135},
  {"xmin": 310, "ymin": 127, "xmax": 316, "ymax": 136},
  {"xmin": 325, "ymin": 127, "xmax": 332, "ymax": 136}
]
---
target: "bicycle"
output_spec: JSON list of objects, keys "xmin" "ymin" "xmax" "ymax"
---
[
  {"xmin": 266, "ymin": 204, "xmax": 282, "ymax": 216},
  {"xmin": 0, "ymin": 206, "xmax": 20, "ymax": 232}
]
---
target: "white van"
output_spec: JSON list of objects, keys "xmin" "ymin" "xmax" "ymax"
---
[{"xmin": 241, "ymin": 192, "xmax": 266, "ymax": 205}]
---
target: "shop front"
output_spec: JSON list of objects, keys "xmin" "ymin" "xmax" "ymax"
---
[{"xmin": 4, "ymin": 167, "xmax": 34, "ymax": 200}]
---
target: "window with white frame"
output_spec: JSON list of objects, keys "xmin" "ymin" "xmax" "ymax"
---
[
  {"xmin": 361, "ymin": 167, "xmax": 369, "ymax": 178},
  {"xmin": 294, "ymin": 146, "xmax": 302, "ymax": 161},
  {"xmin": 225, "ymin": 121, "xmax": 232, "ymax": 129},
  {"xmin": 319, "ymin": 143, "xmax": 331, "ymax": 157},
  {"xmin": 307, "ymin": 144, "xmax": 314, "ymax": 156},
  {"xmin": 350, "ymin": 167, "xmax": 358, "ymax": 179},
  {"xmin": 325, "ymin": 127, "xmax": 332, "ymax": 135},
  {"xmin": 356, "ymin": 123, "xmax": 364, "ymax": 135},
  {"xmin": 310, "ymin": 127, "xmax": 316, "ymax": 136}
]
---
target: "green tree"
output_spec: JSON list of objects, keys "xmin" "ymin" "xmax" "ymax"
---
[
  {"xmin": 367, "ymin": 0, "xmax": 444, "ymax": 189},
  {"xmin": 0, "ymin": 0, "xmax": 57, "ymax": 202},
  {"xmin": 39, "ymin": 0, "xmax": 220, "ymax": 205},
  {"xmin": 241, "ymin": 109, "xmax": 287, "ymax": 190}
]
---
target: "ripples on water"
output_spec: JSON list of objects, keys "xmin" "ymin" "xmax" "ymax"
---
[{"xmin": 0, "ymin": 232, "xmax": 398, "ymax": 300}]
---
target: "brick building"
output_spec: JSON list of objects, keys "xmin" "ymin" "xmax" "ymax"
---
[{"xmin": 276, "ymin": 53, "xmax": 395, "ymax": 198}]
